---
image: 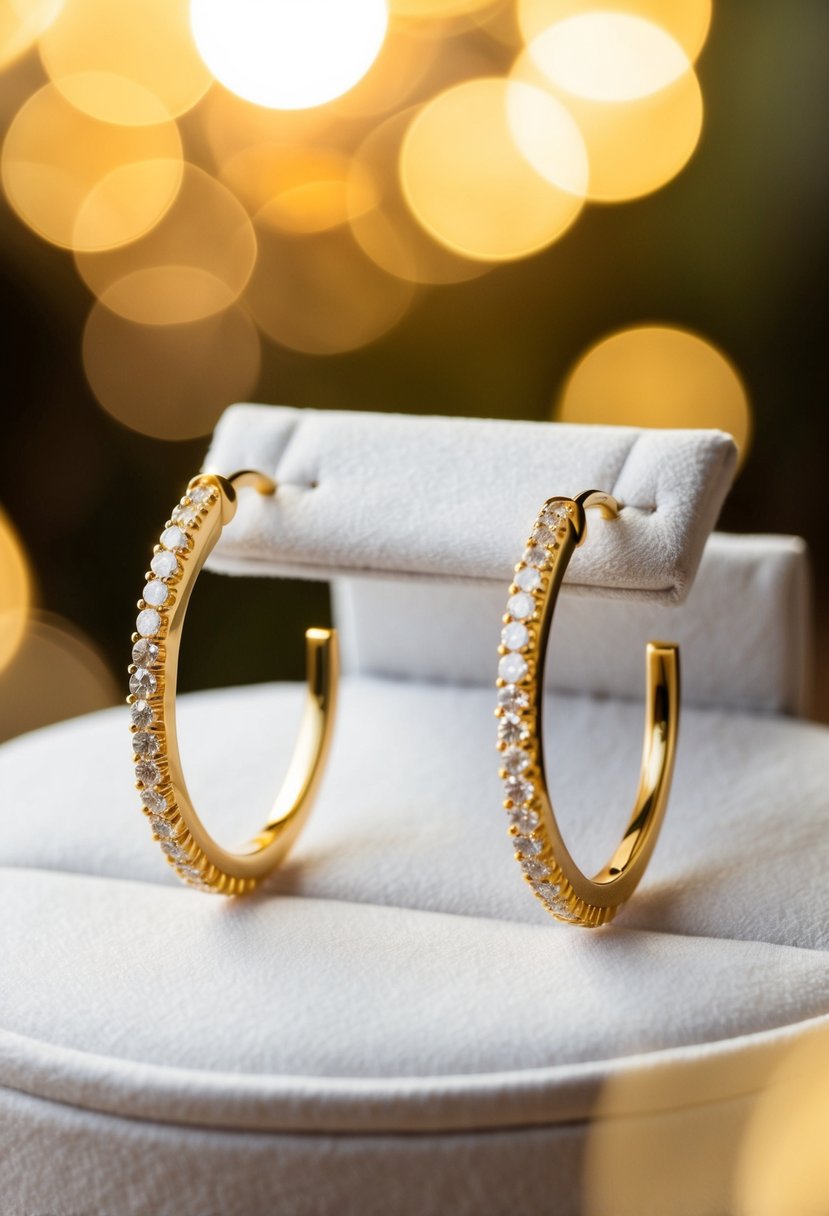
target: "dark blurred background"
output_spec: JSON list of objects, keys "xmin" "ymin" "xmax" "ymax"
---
[{"xmin": 0, "ymin": 0, "xmax": 827, "ymax": 740}]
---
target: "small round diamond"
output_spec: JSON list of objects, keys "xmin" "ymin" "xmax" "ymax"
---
[
  {"xmin": 507, "ymin": 592, "xmax": 534, "ymax": 621},
  {"xmin": 501, "ymin": 622, "xmax": 528, "ymax": 651},
  {"xmin": 160, "ymin": 525, "xmax": 187, "ymax": 552},
  {"xmin": 172, "ymin": 502, "xmax": 200, "ymax": 526},
  {"xmin": 141, "ymin": 788, "xmax": 168, "ymax": 815},
  {"xmin": 509, "ymin": 806, "xmax": 540, "ymax": 832},
  {"xmin": 149, "ymin": 816, "xmax": 174, "ymax": 838},
  {"xmin": 503, "ymin": 746, "xmax": 530, "ymax": 775},
  {"xmin": 541, "ymin": 503, "xmax": 569, "ymax": 527},
  {"xmin": 515, "ymin": 567, "xmax": 541, "ymax": 593},
  {"xmin": 142, "ymin": 580, "xmax": 168, "ymax": 607},
  {"xmin": 499, "ymin": 653, "xmax": 528, "ymax": 683},
  {"xmin": 188, "ymin": 484, "xmax": 213, "ymax": 504},
  {"xmin": 129, "ymin": 667, "xmax": 156, "ymax": 698},
  {"xmin": 130, "ymin": 700, "xmax": 154, "ymax": 728},
  {"xmin": 523, "ymin": 545, "xmax": 547, "ymax": 568},
  {"xmin": 522, "ymin": 858, "xmax": 549, "ymax": 881},
  {"xmin": 504, "ymin": 776, "xmax": 533, "ymax": 805},
  {"xmin": 136, "ymin": 608, "xmax": 161, "ymax": 637},
  {"xmin": 498, "ymin": 717, "xmax": 529, "ymax": 745},
  {"xmin": 532, "ymin": 525, "xmax": 556, "ymax": 547},
  {"xmin": 497, "ymin": 685, "xmax": 529, "ymax": 716},
  {"xmin": 533, "ymin": 881, "xmax": 561, "ymax": 904},
  {"xmin": 132, "ymin": 638, "xmax": 158, "ymax": 667},
  {"xmin": 135, "ymin": 759, "xmax": 161, "ymax": 786},
  {"xmin": 151, "ymin": 551, "xmax": 179, "ymax": 580},
  {"xmin": 514, "ymin": 835, "xmax": 542, "ymax": 855},
  {"xmin": 179, "ymin": 864, "xmax": 204, "ymax": 881},
  {"xmin": 160, "ymin": 840, "xmax": 188, "ymax": 862},
  {"xmin": 133, "ymin": 730, "xmax": 159, "ymax": 758}
]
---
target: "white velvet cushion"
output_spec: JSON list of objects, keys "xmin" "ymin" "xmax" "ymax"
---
[
  {"xmin": 2, "ymin": 681, "xmax": 828, "ymax": 1184},
  {"xmin": 203, "ymin": 405, "xmax": 737, "ymax": 603},
  {"xmin": 335, "ymin": 532, "xmax": 813, "ymax": 715}
]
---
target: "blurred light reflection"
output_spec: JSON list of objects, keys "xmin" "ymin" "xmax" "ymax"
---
[
  {"xmin": 1, "ymin": 82, "xmax": 182, "ymax": 250},
  {"xmin": 0, "ymin": 506, "xmax": 31, "ymax": 674},
  {"xmin": 400, "ymin": 78, "xmax": 586, "ymax": 262},
  {"xmin": 557, "ymin": 325, "xmax": 751, "ymax": 464},
  {"xmin": 75, "ymin": 164, "xmax": 257, "ymax": 324}
]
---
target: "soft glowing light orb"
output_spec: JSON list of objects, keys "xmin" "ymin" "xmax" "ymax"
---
[
  {"xmin": 189, "ymin": 0, "xmax": 389, "ymax": 111},
  {"xmin": 0, "ymin": 0, "xmax": 62, "ymax": 71},
  {"xmin": 400, "ymin": 78, "xmax": 587, "ymax": 263},
  {"xmin": 557, "ymin": 326, "xmax": 751, "ymax": 465},
  {"xmin": 517, "ymin": 0, "xmax": 711, "ymax": 63},
  {"xmin": 528, "ymin": 13, "xmax": 692, "ymax": 102},
  {"xmin": 83, "ymin": 300, "xmax": 261, "ymax": 439},
  {"xmin": 0, "ymin": 506, "xmax": 30, "ymax": 675}
]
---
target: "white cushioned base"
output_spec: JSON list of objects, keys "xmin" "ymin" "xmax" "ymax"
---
[{"xmin": 1, "ymin": 680, "xmax": 828, "ymax": 1214}]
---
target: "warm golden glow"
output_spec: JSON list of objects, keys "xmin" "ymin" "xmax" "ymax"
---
[
  {"xmin": 527, "ymin": 13, "xmax": 692, "ymax": 102},
  {"xmin": 39, "ymin": 0, "xmax": 212, "ymax": 124},
  {"xmin": 0, "ymin": 0, "xmax": 62, "ymax": 71},
  {"xmin": 513, "ymin": 49, "xmax": 703, "ymax": 201},
  {"xmin": 221, "ymin": 145, "xmax": 377, "ymax": 235},
  {"xmin": 245, "ymin": 222, "xmax": 414, "ymax": 354},
  {"xmin": 737, "ymin": 1030, "xmax": 829, "ymax": 1216},
  {"xmin": 517, "ymin": 0, "xmax": 712, "ymax": 61},
  {"xmin": 0, "ymin": 611, "xmax": 118, "ymax": 743},
  {"xmin": 1, "ymin": 82, "xmax": 182, "ymax": 251},
  {"xmin": 350, "ymin": 109, "xmax": 489, "ymax": 284},
  {"xmin": 400, "ymin": 78, "xmax": 587, "ymax": 262},
  {"xmin": 0, "ymin": 506, "xmax": 31, "ymax": 675},
  {"xmin": 82, "ymin": 300, "xmax": 261, "ymax": 440},
  {"xmin": 557, "ymin": 326, "xmax": 751, "ymax": 464},
  {"xmin": 190, "ymin": 0, "xmax": 388, "ymax": 111},
  {"xmin": 75, "ymin": 164, "xmax": 257, "ymax": 325}
]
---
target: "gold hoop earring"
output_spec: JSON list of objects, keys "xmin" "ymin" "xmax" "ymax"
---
[
  {"xmin": 495, "ymin": 491, "xmax": 679, "ymax": 926},
  {"xmin": 128, "ymin": 471, "xmax": 338, "ymax": 895}
]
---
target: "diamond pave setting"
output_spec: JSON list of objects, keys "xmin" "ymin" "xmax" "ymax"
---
[
  {"xmin": 127, "ymin": 477, "xmax": 223, "ymax": 893},
  {"xmin": 494, "ymin": 497, "xmax": 600, "ymax": 926}
]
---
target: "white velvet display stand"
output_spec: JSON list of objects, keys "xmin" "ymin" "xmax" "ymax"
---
[{"xmin": 0, "ymin": 407, "xmax": 824, "ymax": 1216}]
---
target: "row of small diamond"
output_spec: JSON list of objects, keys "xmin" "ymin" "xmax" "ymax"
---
[
  {"xmin": 127, "ymin": 481, "xmax": 218, "ymax": 891},
  {"xmin": 495, "ymin": 499, "xmax": 586, "ymax": 924}
]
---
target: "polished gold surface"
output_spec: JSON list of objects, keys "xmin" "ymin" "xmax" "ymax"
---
[
  {"xmin": 127, "ymin": 471, "xmax": 338, "ymax": 894},
  {"xmin": 496, "ymin": 491, "xmax": 679, "ymax": 926}
]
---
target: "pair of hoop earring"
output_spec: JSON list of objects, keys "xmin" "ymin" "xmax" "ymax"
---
[{"xmin": 127, "ymin": 473, "xmax": 679, "ymax": 925}]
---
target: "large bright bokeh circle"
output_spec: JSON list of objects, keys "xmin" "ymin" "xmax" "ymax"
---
[
  {"xmin": 400, "ymin": 78, "xmax": 587, "ymax": 263},
  {"xmin": 528, "ymin": 13, "xmax": 692, "ymax": 102},
  {"xmin": 189, "ymin": 0, "xmax": 389, "ymax": 110},
  {"xmin": 557, "ymin": 326, "xmax": 751, "ymax": 465}
]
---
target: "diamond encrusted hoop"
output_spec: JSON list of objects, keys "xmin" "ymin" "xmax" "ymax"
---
[
  {"xmin": 495, "ymin": 491, "xmax": 679, "ymax": 927},
  {"xmin": 127, "ymin": 470, "xmax": 338, "ymax": 895}
]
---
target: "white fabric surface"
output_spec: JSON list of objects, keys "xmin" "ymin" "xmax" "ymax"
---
[
  {"xmin": 2, "ymin": 679, "xmax": 829, "ymax": 1216},
  {"xmin": 335, "ymin": 532, "xmax": 813, "ymax": 715},
  {"xmin": 202, "ymin": 405, "xmax": 737, "ymax": 603}
]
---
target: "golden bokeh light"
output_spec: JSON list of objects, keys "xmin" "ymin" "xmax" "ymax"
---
[
  {"xmin": 0, "ymin": 505, "xmax": 31, "ymax": 675},
  {"xmin": 737, "ymin": 1030, "xmax": 829, "ymax": 1216},
  {"xmin": 0, "ymin": 611, "xmax": 119, "ymax": 743},
  {"xmin": 0, "ymin": 0, "xmax": 62, "ymax": 71},
  {"xmin": 190, "ymin": 0, "xmax": 388, "ymax": 111},
  {"xmin": 400, "ymin": 78, "xmax": 587, "ymax": 262},
  {"xmin": 517, "ymin": 0, "xmax": 712, "ymax": 62},
  {"xmin": 39, "ymin": 0, "xmax": 212, "ymax": 124},
  {"xmin": 245, "ymin": 221, "xmax": 415, "ymax": 355},
  {"xmin": 349, "ymin": 109, "xmax": 490, "ymax": 285},
  {"xmin": 557, "ymin": 325, "xmax": 751, "ymax": 463},
  {"xmin": 83, "ymin": 300, "xmax": 261, "ymax": 440},
  {"xmin": 329, "ymin": 24, "xmax": 436, "ymax": 120},
  {"xmin": 220, "ymin": 144, "xmax": 377, "ymax": 236},
  {"xmin": 527, "ymin": 13, "xmax": 692, "ymax": 102},
  {"xmin": 75, "ymin": 163, "xmax": 257, "ymax": 325},
  {"xmin": 1, "ymin": 82, "xmax": 182, "ymax": 251},
  {"xmin": 513, "ymin": 49, "xmax": 703, "ymax": 201}
]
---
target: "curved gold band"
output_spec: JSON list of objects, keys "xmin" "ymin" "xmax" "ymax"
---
[
  {"xmin": 127, "ymin": 471, "xmax": 338, "ymax": 895},
  {"xmin": 495, "ymin": 491, "xmax": 679, "ymax": 926}
]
